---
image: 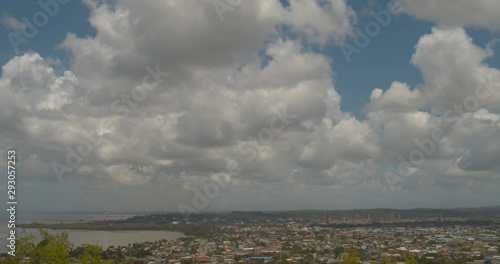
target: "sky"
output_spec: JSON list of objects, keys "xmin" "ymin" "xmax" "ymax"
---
[{"xmin": 0, "ymin": 0, "xmax": 499, "ymax": 213}]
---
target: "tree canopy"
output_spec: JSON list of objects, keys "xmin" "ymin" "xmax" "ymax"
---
[{"xmin": 0, "ymin": 229, "xmax": 131, "ymax": 264}]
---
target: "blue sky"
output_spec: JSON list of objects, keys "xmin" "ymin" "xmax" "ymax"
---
[
  {"xmin": 1, "ymin": 0, "xmax": 499, "ymax": 117},
  {"xmin": 0, "ymin": 1, "xmax": 92, "ymax": 67}
]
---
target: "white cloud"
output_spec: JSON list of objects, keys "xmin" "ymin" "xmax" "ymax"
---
[
  {"xmin": 410, "ymin": 27, "xmax": 500, "ymax": 112},
  {"xmin": 400, "ymin": 0, "xmax": 500, "ymax": 32},
  {"xmin": 365, "ymin": 27, "xmax": 500, "ymax": 190},
  {"xmin": 366, "ymin": 81, "xmax": 423, "ymax": 113},
  {"xmin": 0, "ymin": 53, "xmax": 77, "ymax": 112},
  {"xmin": 1, "ymin": 14, "xmax": 26, "ymax": 32},
  {"xmin": 283, "ymin": 0, "xmax": 356, "ymax": 45}
]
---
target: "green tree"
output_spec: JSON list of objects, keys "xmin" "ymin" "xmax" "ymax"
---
[
  {"xmin": 30, "ymin": 229, "xmax": 73, "ymax": 264},
  {"xmin": 341, "ymin": 249, "xmax": 360, "ymax": 264},
  {"xmin": 0, "ymin": 229, "xmax": 72, "ymax": 264},
  {"xmin": 304, "ymin": 253, "xmax": 316, "ymax": 264},
  {"xmin": 0, "ymin": 234, "xmax": 36, "ymax": 264},
  {"xmin": 0, "ymin": 230, "xmax": 126, "ymax": 264},
  {"xmin": 76, "ymin": 244, "xmax": 112, "ymax": 264},
  {"xmin": 406, "ymin": 256, "xmax": 419, "ymax": 264},
  {"xmin": 382, "ymin": 256, "xmax": 397, "ymax": 264},
  {"xmin": 333, "ymin": 246, "xmax": 345, "ymax": 259}
]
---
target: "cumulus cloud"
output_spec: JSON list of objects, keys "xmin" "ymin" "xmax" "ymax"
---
[
  {"xmin": 0, "ymin": 0, "xmax": 357, "ymax": 189},
  {"xmin": 366, "ymin": 27, "xmax": 500, "ymax": 191},
  {"xmin": 411, "ymin": 27, "xmax": 500, "ymax": 112},
  {"xmin": 400, "ymin": 0, "xmax": 500, "ymax": 32},
  {"xmin": 283, "ymin": 0, "xmax": 356, "ymax": 45},
  {"xmin": 367, "ymin": 27, "xmax": 500, "ymax": 114},
  {"xmin": 0, "ymin": 53, "xmax": 77, "ymax": 112},
  {"xmin": 365, "ymin": 81, "xmax": 423, "ymax": 113}
]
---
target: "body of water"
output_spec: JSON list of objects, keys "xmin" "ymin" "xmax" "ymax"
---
[{"xmin": 0, "ymin": 212, "xmax": 185, "ymax": 253}]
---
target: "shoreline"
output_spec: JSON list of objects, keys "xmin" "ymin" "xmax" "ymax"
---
[{"xmin": 18, "ymin": 222, "xmax": 213, "ymax": 237}]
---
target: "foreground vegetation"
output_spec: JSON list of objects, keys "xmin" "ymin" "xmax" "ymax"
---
[
  {"xmin": 0, "ymin": 229, "xmax": 133, "ymax": 263},
  {"xmin": 0, "ymin": 238, "xmax": 422, "ymax": 264}
]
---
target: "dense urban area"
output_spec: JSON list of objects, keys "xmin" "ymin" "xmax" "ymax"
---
[{"xmin": 2, "ymin": 208, "xmax": 500, "ymax": 264}]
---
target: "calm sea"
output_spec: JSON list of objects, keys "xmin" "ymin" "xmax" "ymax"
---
[{"xmin": 0, "ymin": 212, "xmax": 185, "ymax": 253}]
